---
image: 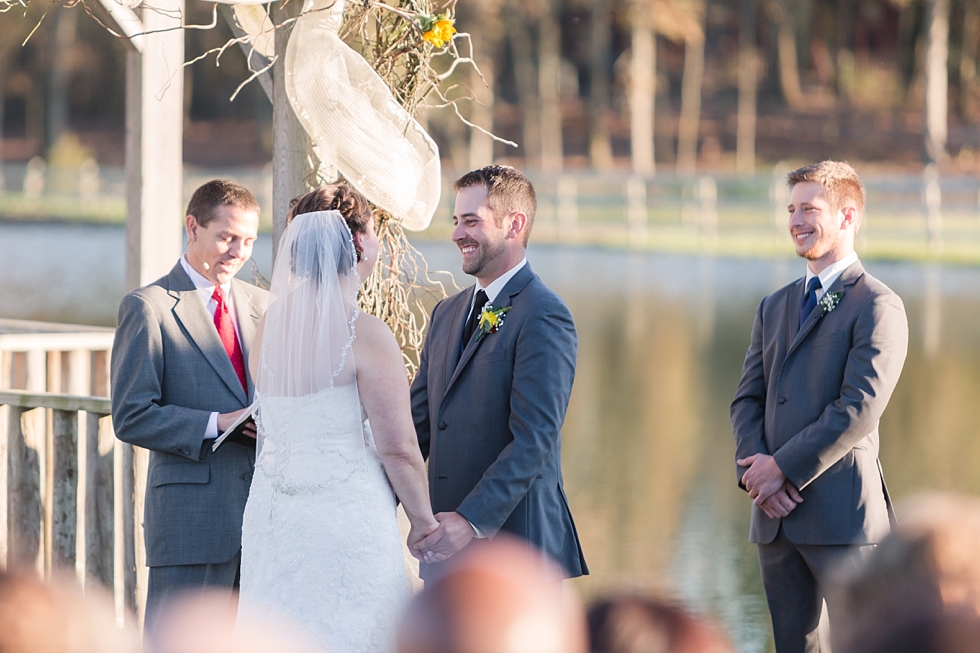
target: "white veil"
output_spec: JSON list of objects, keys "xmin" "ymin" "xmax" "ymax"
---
[{"xmin": 256, "ymin": 211, "xmax": 360, "ymax": 398}]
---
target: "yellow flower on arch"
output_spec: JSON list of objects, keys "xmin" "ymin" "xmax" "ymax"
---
[{"xmin": 422, "ymin": 16, "xmax": 456, "ymax": 48}]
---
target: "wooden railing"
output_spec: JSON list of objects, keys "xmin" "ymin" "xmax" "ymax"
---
[{"xmin": 0, "ymin": 319, "xmax": 144, "ymax": 627}]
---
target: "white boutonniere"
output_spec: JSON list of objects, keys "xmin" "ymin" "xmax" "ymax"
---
[
  {"xmin": 819, "ymin": 291, "xmax": 843, "ymax": 315},
  {"xmin": 473, "ymin": 304, "xmax": 512, "ymax": 343}
]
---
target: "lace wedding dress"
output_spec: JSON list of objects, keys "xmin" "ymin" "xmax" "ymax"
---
[{"xmin": 238, "ymin": 383, "xmax": 408, "ymax": 653}]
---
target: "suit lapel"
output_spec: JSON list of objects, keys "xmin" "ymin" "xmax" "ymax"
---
[
  {"xmin": 444, "ymin": 265, "xmax": 536, "ymax": 395},
  {"xmin": 785, "ymin": 277, "xmax": 805, "ymax": 349},
  {"xmin": 785, "ymin": 261, "xmax": 864, "ymax": 359},
  {"xmin": 443, "ymin": 292, "xmax": 470, "ymax": 387},
  {"xmin": 169, "ymin": 264, "xmax": 249, "ymax": 404}
]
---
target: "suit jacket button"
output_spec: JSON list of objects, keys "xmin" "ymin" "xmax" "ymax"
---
[
  {"xmin": 777, "ymin": 397, "xmax": 787, "ymax": 404},
  {"xmin": 182, "ymin": 448, "xmax": 191, "ymax": 455},
  {"xmin": 438, "ymin": 421, "xmax": 447, "ymax": 430},
  {"xmin": 243, "ymin": 473, "xmax": 252, "ymax": 481}
]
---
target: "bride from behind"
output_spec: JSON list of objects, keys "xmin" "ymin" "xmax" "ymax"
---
[{"xmin": 237, "ymin": 185, "xmax": 440, "ymax": 653}]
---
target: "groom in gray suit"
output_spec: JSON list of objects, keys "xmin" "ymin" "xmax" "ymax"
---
[
  {"xmin": 411, "ymin": 165, "xmax": 587, "ymax": 579},
  {"xmin": 111, "ymin": 180, "xmax": 268, "ymax": 628},
  {"xmin": 731, "ymin": 161, "xmax": 909, "ymax": 653}
]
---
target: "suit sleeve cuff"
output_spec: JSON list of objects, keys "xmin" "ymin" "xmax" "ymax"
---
[{"xmin": 466, "ymin": 518, "xmax": 486, "ymax": 539}]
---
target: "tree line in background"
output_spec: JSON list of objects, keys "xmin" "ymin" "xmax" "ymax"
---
[{"xmin": 1, "ymin": 0, "xmax": 979, "ymax": 174}]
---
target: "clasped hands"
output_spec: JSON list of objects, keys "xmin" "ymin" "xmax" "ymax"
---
[
  {"xmin": 738, "ymin": 453, "xmax": 803, "ymax": 519},
  {"xmin": 407, "ymin": 511, "xmax": 476, "ymax": 565}
]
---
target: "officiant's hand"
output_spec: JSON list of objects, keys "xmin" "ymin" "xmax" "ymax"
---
[
  {"xmin": 415, "ymin": 512, "xmax": 474, "ymax": 564},
  {"xmin": 217, "ymin": 408, "xmax": 256, "ymax": 438}
]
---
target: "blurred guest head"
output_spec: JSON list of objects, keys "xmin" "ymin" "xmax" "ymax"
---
[
  {"xmin": 861, "ymin": 610, "xmax": 980, "ymax": 653},
  {"xmin": 587, "ymin": 594, "xmax": 734, "ymax": 653},
  {"xmin": 397, "ymin": 536, "xmax": 586, "ymax": 653},
  {"xmin": 148, "ymin": 590, "xmax": 317, "ymax": 653},
  {"xmin": 0, "ymin": 569, "xmax": 137, "ymax": 653},
  {"xmin": 832, "ymin": 492, "xmax": 980, "ymax": 653}
]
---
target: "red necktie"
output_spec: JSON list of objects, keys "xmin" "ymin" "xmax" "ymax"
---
[{"xmin": 212, "ymin": 286, "xmax": 248, "ymax": 393}]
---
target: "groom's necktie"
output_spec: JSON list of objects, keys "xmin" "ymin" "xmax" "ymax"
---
[
  {"xmin": 799, "ymin": 276, "xmax": 823, "ymax": 328},
  {"xmin": 462, "ymin": 289, "xmax": 489, "ymax": 352},
  {"xmin": 212, "ymin": 286, "xmax": 248, "ymax": 392}
]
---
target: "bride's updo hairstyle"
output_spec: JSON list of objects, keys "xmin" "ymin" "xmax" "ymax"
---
[{"xmin": 287, "ymin": 183, "xmax": 373, "ymax": 262}]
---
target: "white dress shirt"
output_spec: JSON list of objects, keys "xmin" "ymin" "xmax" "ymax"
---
[
  {"xmin": 179, "ymin": 255, "xmax": 243, "ymax": 439},
  {"xmin": 466, "ymin": 258, "xmax": 528, "ymax": 320},
  {"xmin": 805, "ymin": 251, "xmax": 859, "ymax": 302}
]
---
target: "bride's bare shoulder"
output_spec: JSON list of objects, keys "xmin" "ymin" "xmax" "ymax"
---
[{"xmin": 353, "ymin": 314, "xmax": 400, "ymax": 358}]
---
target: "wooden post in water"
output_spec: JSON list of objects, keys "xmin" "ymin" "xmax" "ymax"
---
[
  {"xmin": 626, "ymin": 175, "xmax": 648, "ymax": 247},
  {"xmin": 698, "ymin": 175, "xmax": 718, "ymax": 248}
]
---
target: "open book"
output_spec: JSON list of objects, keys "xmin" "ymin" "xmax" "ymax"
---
[{"xmin": 212, "ymin": 402, "xmax": 257, "ymax": 452}]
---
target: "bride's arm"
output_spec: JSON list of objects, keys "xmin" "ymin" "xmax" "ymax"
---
[{"xmin": 354, "ymin": 316, "xmax": 440, "ymax": 547}]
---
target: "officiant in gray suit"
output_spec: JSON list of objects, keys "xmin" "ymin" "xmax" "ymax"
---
[
  {"xmin": 410, "ymin": 165, "xmax": 587, "ymax": 580},
  {"xmin": 731, "ymin": 161, "xmax": 909, "ymax": 653},
  {"xmin": 111, "ymin": 180, "xmax": 268, "ymax": 629}
]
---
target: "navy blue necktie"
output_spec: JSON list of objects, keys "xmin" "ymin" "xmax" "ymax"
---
[
  {"xmin": 462, "ymin": 289, "xmax": 489, "ymax": 353},
  {"xmin": 800, "ymin": 277, "xmax": 822, "ymax": 327}
]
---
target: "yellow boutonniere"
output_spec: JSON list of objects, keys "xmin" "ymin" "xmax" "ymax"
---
[
  {"xmin": 473, "ymin": 304, "xmax": 512, "ymax": 343},
  {"xmin": 418, "ymin": 13, "xmax": 456, "ymax": 49}
]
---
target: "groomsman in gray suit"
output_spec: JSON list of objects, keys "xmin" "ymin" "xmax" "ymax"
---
[
  {"xmin": 731, "ymin": 161, "xmax": 909, "ymax": 653},
  {"xmin": 411, "ymin": 165, "xmax": 587, "ymax": 579},
  {"xmin": 111, "ymin": 180, "xmax": 268, "ymax": 628}
]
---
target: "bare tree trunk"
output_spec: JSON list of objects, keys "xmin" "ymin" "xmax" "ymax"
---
[
  {"xmin": 589, "ymin": 1, "xmax": 613, "ymax": 170},
  {"xmin": 925, "ymin": 0, "xmax": 950, "ymax": 164},
  {"xmin": 737, "ymin": 0, "xmax": 758, "ymax": 175},
  {"xmin": 630, "ymin": 5, "xmax": 655, "ymax": 176},
  {"xmin": 46, "ymin": 7, "xmax": 79, "ymax": 151},
  {"xmin": 538, "ymin": 0, "xmax": 563, "ymax": 172},
  {"xmin": 676, "ymin": 33, "xmax": 705, "ymax": 175},
  {"xmin": 960, "ymin": 2, "xmax": 979, "ymax": 117},
  {"xmin": 468, "ymin": 4, "xmax": 499, "ymax": 169},
  {"xmin": 836, "ymin": 0, "xmax": 854, "ymax": 99},
  {"xmin": 468, "ymin": 63, "xmax": 496, "ymax": 169},
  {"xmin": 776, "ymin": 6, "xmax": 804, "ymax": 109},
  {"xmin": 0, "ymin": 57, "xmax": 5, "ymax": 181},
  {"xmin": 506, "ymin": 2, "xmax": 541, "ymax": 168}
]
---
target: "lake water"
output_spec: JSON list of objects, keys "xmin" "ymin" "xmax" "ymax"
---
[{"xmin": 3, "ymin": 222, "xmax": 980, "ymax": 652}]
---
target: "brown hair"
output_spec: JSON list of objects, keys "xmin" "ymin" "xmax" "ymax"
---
[
  {"xmin": 787, "ymin": 161, "xmax": 866, "ymax": 220},
  {"xmin": 587, "ymin": 594, "xmax": 734, "ymax": 653},
  {"xmin": 287, "ymin": 183, "xmax": 373, "ymax": 260},
  {"xmin": 454, "ymin": 165, "xmax": 537, "ymax": 246},
  {"xmin": 186, "ymin": 179, "xmax": 259, "ymax": 227}
]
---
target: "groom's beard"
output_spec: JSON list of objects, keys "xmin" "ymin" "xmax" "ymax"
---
[{"xmin": 461, "ymin": 238, "xmax": 507, "ymax": 277}]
